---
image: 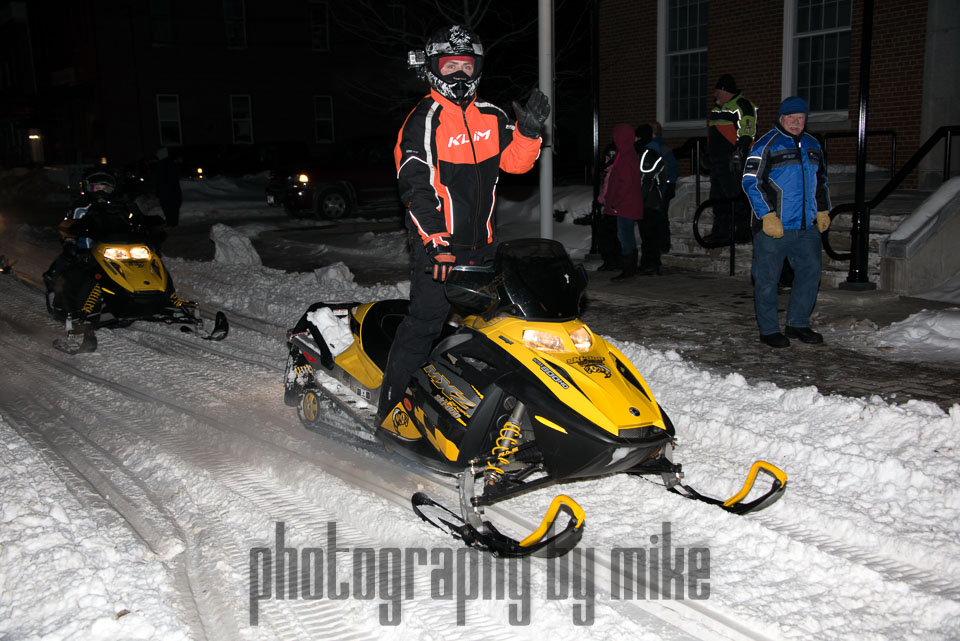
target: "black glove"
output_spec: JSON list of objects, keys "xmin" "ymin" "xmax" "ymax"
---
[
  {"xmin": 736, "ymin": 136, "xmax": 753, "ymax": 158},
  {"xmin": 429, "ymin": 251, "xmax": 456, "ymax": 282},
  {"xmin": 512, "ymin": 88, "xmax": 551, "ymax": 139}
]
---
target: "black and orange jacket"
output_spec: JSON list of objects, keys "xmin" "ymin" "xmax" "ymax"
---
[{"xmin": 395, "ymin": 89, "xmax": 542, "ymax": 252}]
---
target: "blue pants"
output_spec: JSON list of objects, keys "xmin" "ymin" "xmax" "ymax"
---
[
  {"xmin": 616, "ymin": 215, "xmax": 639, "ymax": 253},
  {"xmin": 752, "ymin": 227, "xmax": 822, "ymax": 335}
]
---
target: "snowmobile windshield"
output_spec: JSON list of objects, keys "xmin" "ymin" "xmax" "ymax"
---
[
  {"xmin": 445, "ymin": 239, "xmax": 587, "ymax": 320},
  {"xmin": 492, "ymin": 239, "xmax": 587, "ymax": 320},
  {"xmin": 78, "ymin": 201, "xmax": 162, "ymax": 244}
]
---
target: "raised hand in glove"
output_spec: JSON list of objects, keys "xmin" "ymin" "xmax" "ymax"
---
[
  {"xmin": 762, "ymin": 213, "xmax": 784, "ymax": 238},
  {"xmin": 429, "ymin": 252, "xmax": 456, "ymax": 282},
  {"xmin": 512, "ymin": 88, "xmax": 551, "ymax": 139},
  {"xmin": 815, "ymin": 211, "xmax": 831, "ymax": 233}
]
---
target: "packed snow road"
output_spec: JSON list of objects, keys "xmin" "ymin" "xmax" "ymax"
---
[
  {"xmin": 2, "ymin": 254, "xmax": 959, "ymax": 640},
  {"xmin": 0, "ymin": 273, "xmax": 784, "ymax": 641},
  {"xmin": 1, "ymin": 172, "xmax": 959, "ymax": 639}
]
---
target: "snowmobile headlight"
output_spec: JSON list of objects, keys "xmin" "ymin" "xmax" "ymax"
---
[
  {"xmin": 103, "ymin": 247, "xmax": 131, "ymax": 260},
  {"xmin": 103, "ymin": 246, "xmax": 151, "ymax": 261},
  {"xmin": 128, "ymin": 246, "xmax": 151, "ymax": 260},
  {"xmin": 569, "ymin": 326, "xmax": 593, "ymax": 352},
  {"xmin": 297, "ymin": 173, "xmax": 309, "ymax": 184},
  {"xmin": 522, "ymin": 329, "xmax": 565, "ymax": 352}
]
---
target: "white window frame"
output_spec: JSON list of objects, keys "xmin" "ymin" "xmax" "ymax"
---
[
  {"xmin": 314, "ymin": 95, "xmax": 334, "ymax": 143},
  {"xmin": 309, "ymin": 0, "xmax": 329, "ymax": 52},
  {"xmin": 782, "ymin": 0, "xmax": 852, "ymax": 123},
  {"xmin": 224, "ymin": 0, "xmax": 247, "ymax": 49},
  {"xmin": 657, "ymin": 0, "xmax": 709, "ymax": 130},
  {"xmin": 156, "ymin": 94, "xmax": 182, "ymax": 146},
  {"xmin": 230, "ymin": 94, "xmax": 253, "ymax": 144}
]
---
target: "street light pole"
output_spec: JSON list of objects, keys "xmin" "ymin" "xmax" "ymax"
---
[
  {"xmin": 538, "ymin": 0, "xmax": 555, "ymax": 240},
  {"xmin": 840, "ymin": 0, "xmax": 877, "ymax": 290}
]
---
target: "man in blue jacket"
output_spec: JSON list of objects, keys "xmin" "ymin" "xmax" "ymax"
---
[{"xmin": 742, "ymin": 96, "xmax": 831, "ymax": 348}]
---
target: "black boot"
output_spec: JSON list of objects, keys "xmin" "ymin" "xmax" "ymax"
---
[{"xmin": 611, "ymin": 251, "xmax": 638, "ymax": 282}]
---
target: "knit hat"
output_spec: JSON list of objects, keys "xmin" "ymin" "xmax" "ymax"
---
[
  {"xmin": 715, "ymin": 74, "xmax": 738, "ymax": 93},
  {"xmin": 778, "ymin": 96, "xmax": 809, "ymax": 116},
  {"xmin": 634, "ymin": 124, "xmax": 653, "ymax": 146}
]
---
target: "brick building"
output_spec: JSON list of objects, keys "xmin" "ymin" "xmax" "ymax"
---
[
  {"xmin": 597, "ymin": 0, "xmax": 960, "ymax": 189},
  {"xmin": 0, "ymin": 1, "xmax": 413, "ymax": 170}
]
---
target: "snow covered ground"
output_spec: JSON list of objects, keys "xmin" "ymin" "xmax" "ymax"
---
[{"xmin": 1, "ymin": 172, "xmax": 959, "ymax": 641}]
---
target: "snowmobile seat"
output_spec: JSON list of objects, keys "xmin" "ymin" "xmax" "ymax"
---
[{"xmin": 357, "ymin": 299, "xmax": 409, "ymax": 372}]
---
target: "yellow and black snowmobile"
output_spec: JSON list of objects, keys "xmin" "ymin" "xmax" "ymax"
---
[
  {"xmin": 283, "ymin": 239, "xmax": 786, "ymax": 557},
  {"xmin": 44, "ymin": 194, "xmax": 227, "ymax": 354}
]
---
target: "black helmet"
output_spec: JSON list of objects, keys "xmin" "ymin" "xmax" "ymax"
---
[
  {"xmin": 425, "ymin": 25, "xmax": 484, "ymax": 104},
  {"xmin": 82, "ymin": 170, "xmax": 116, "ymax": 196}
]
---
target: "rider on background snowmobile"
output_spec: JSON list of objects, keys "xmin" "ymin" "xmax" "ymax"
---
[{"xmin": 377, "ymin": 24, "xmax": 552, "ymax": 422}]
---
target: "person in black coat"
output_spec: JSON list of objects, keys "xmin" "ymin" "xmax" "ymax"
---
[{"xmin": 155, "ymin": 147, "xmax": 182, "ymax": 227}]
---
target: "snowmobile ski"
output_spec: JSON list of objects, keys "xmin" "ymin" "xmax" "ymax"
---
[
  {"xmin": 665, "ymin": 459, "xmax": 788, "ymax": 515},
  {"xmin": 411, "ymin": 487, "xmax": 585, "ymax": 558},
  {"xmin": 53, "ymin": 319, "xmax": 98, "ymax": 355},
  {"xmin": 179, "ymin": 310, "xmax": 230, "ymax": 341}
]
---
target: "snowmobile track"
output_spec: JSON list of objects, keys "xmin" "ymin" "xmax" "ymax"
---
[{"xmin": 753, "ymin": 513, "xmax": 960, "ymax": 601}]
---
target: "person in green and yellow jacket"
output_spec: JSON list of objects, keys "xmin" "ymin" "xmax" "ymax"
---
[{"xmin": 706, "ymin": 74, "xmax": 756, "ymax": 244}]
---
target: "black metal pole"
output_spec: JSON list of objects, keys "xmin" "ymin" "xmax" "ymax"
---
[
  {"xmin": 587, "ymin": 0, "xmax": 602, "ymax": 259},
  {"xmin": 840, "ymin": 0, "xmax": 877, "ymax": 290}
]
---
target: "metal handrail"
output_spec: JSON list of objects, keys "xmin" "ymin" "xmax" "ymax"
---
[
  {"xmin": 823, "ymin": 124, "xmax": 960, "ymax": 261},
  {"xmin": 691, "ymin": 196, "xmax": 750, "ymax": 276}
]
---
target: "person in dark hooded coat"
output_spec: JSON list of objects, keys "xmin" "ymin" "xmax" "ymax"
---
[
  {"xmin": 155, "ymin": 147, "xmax": 182, "ymax": 228},
  {"xmin": 598, "ymin": 123, "xmax": 644, "ymax": 281}
]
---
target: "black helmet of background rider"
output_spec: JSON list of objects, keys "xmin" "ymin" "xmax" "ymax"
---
[
  {"xmin": 425, "ymin": 25, "xmax": 484, "ymax": 105},
  {"xmin": 82, "ymin": 170, "xmax": 116, "ymax": 200}
]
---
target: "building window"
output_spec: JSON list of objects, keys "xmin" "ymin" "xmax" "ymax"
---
[
  {"xmin": 662, "ymin": 0, "xmax": 708, "ymax": 124},
  {"xmin": 156, "ymin": 94, "xmax": 181, "ymax": 146},
  {"xmin": 314, "ymin": 96, "xmax": 333, "ymax": 143},
  {"xmin": 231, "ymin": 95, "xmax": 253, "ymax": 144},
  {"xmin": 784, "ymin": 0, "xmax": 851, "ymax": 115},
  {"xmin": 309, "ymin": 1, "xmax": 329, "ymax": 52},
  {"xmin": 389, "ymin": 2, "xmax": 406, "ymax": 32},
  {"xmin": 149, "ymin": 0, "xmax": 175, "ymax": 45},
  {"xmin": 224, "ymin": 0, "xmax": 246, "ymax": 48}
]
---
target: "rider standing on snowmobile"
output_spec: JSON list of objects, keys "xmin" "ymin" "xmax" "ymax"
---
[{"xmin": 376, "ymin": 24, "xmax": 550, "ymax": 421}]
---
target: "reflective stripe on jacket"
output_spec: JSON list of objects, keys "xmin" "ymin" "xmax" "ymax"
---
[{"xmin": 708, "ymin": 93, "xmax": 757, "ymax": 153}]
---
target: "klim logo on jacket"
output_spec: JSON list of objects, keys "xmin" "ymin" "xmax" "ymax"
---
[{"xmin": 448, "ymin": 130, "xmax": 491, "ymax": 147}]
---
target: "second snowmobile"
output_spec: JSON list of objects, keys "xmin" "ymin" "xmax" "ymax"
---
[
  {"xmin": 283, "ymin": 239, "xmax": 786, "ymax": 557},
  {"xmin": 43, "ymin": 170, "xmax": 228, "ymax": 353}
]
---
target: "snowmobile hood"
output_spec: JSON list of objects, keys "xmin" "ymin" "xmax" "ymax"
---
[
  {"xmin": 91, "ymin": 242, "xmax": 168, "ymax": 294},
  {"xmin": 461, "ymin": 315, "xmax": 666, "ymax": 435}
]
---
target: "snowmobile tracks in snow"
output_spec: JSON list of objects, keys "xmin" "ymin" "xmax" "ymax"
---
[
  {"xmin": 0, "ymin": 275, "xmax": 896, "ymax": 641},
  {"xmin": 753, "ymin": 514, "xmax": 960, "ymax": 601}
]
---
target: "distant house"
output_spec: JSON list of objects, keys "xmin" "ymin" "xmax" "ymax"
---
[
  {"xmin": 597, "ymin": 0, "xmax": 960, "ymax": 189},
  {"xmin": 0, "ymin": 0, "xmax": 409, "ymax": 170}
]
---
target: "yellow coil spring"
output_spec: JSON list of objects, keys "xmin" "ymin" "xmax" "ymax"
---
[
  {"xmin": 294, "ymin": 364, "xmax": 313, "ymax": 378},
  {"xmin": 485, "ymin": 420, "xmax": 522, "ymax": 477},
  {"xmin": 169, "ymin": 292, "xmax": 189, "ymax": 308},
  {"xmin": 81, "ymin": 284, "xmax": 102, "ymax": 314}
]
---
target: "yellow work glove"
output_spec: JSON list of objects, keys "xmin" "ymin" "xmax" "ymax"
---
[
  {"xmin": 815, "ymin": 211, "xmax": 831, "ymax": 233},
  {"xmin": 762, "ymin": 213, "xmax": 784, "ymax": 239}
]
